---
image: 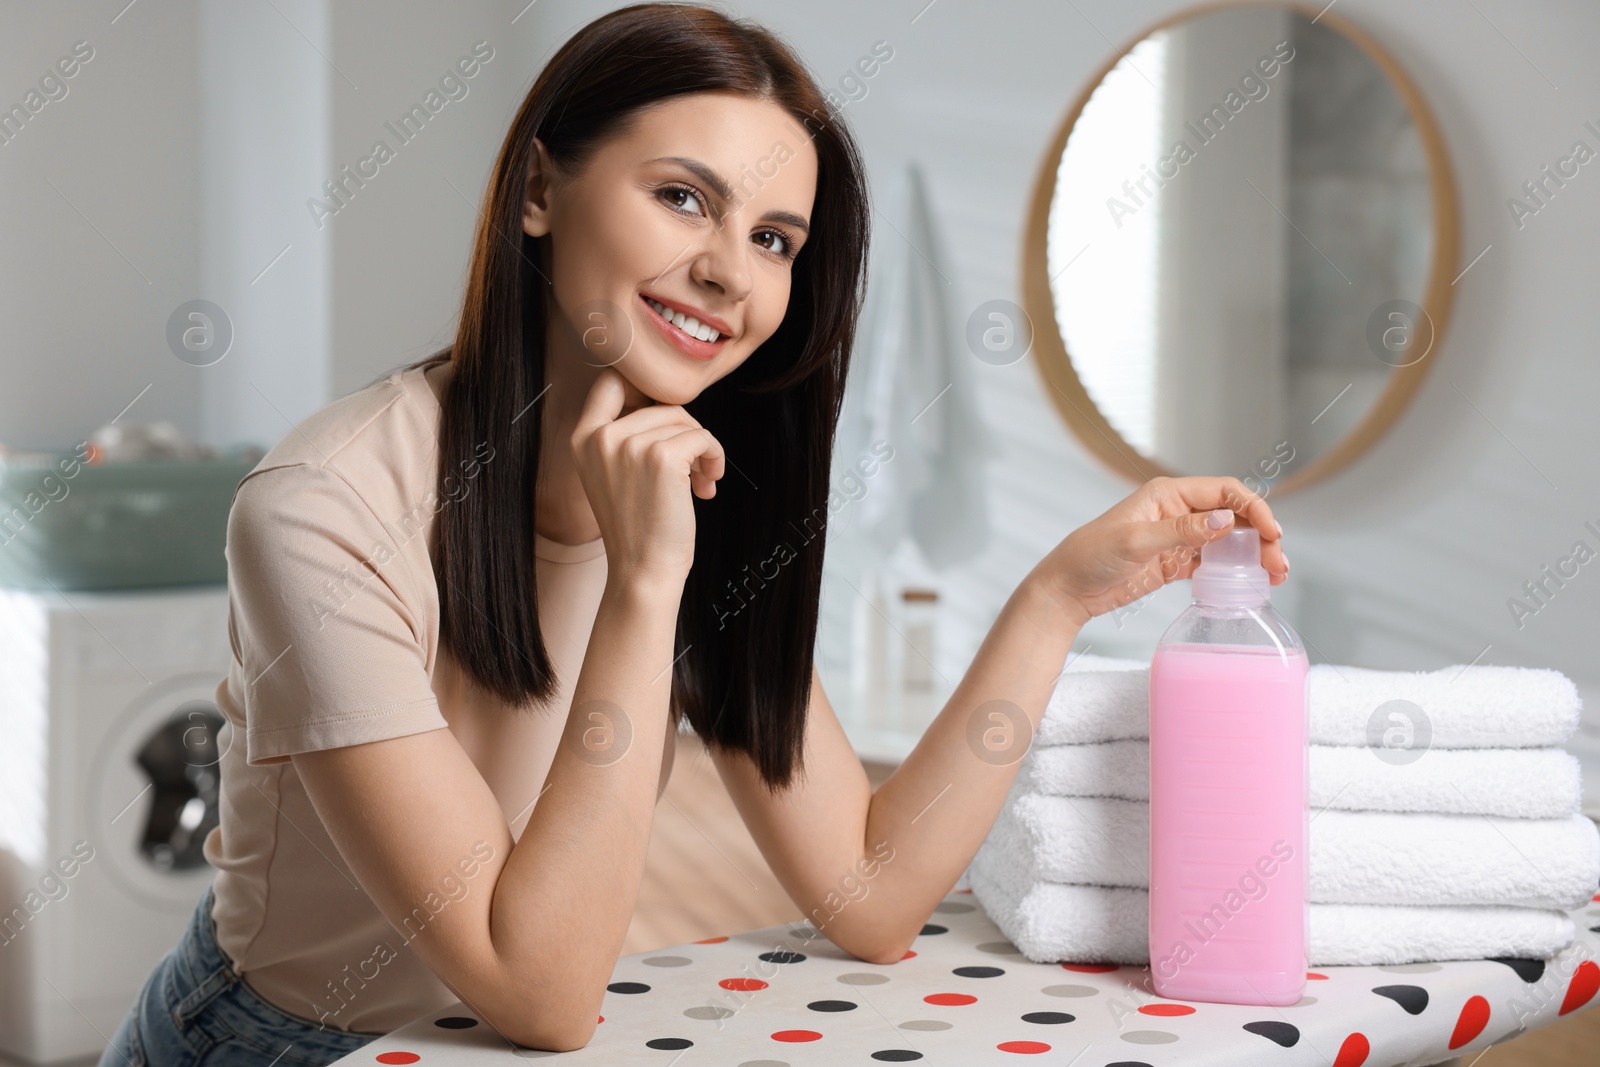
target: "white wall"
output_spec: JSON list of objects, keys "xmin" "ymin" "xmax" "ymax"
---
[
  {"xmin": 5, "ymin": 0, "xmax": 1598, "ymax": 714},
  {"xmin": 324, "ymin": 1, "xmax": 540, "ymax": 396},
  {"xmin": 0, "ymin": 0, "xmax": 201, "ymax": 450},
  {"xmin": 197, "ymin": 0, "xmax": 332, "ymax": 452}
]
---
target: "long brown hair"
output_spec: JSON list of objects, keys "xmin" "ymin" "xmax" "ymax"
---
[{"xmin": 400, "ymin": 3, "xmax": 869, "ymax": 791}]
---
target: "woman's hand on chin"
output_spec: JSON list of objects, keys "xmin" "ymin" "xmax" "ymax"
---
[{"xmin": 1031, "ymin": 475, "xmax": 1288, "ymax": 627}]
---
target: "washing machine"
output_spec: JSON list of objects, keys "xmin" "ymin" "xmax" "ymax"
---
[{"xmin": 0, "ymin": 584, "xmax": 232, "ymax": 1065}]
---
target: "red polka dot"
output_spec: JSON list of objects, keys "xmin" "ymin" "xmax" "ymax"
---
[
  {"xmin": 695, "ymin": 935, "xmax": 729, "ymax": 943},
  {"xmin": 772, "ymin": 1029, "xmax": 822, "ymax": 1042},
  {"xmin": 925, "ymin": 992, "xmax": 977, "ymax": 1006},
  {"xmin": 901, "ymin": 950, "xmax": 917, "ymax": 960},
  {"xmin": 1138, "ymin": 1003, "xmax": 1196, "ymax": 1016},
  {"xmin": 720, "ymin": 978, "xmax": 769, "ymax": 991},
  {"xmin": 375, "ymin": 1055, "xmax": 420, "ymax": 1065},
  {"xmin": 1448, "ymin": 995, "xmax": 1490, "ymax": 1049},
  {"xmin": 1560, "ymin": 960, "xmax": 1600, "ymax": 1015},
  {"xmin": 1307, "ymin": 972, "xmax": 1329, "ymax": 980},
  {"xmin": 997, "ymin": 1040, "xmax": 1052, "ymax": 1054},
  {"xmin": 1060, "ymin": 963, "xmax": 1118, "ymax": 973},
  {"xmin": 1333, "ymin": 1032, "xmax": 1370, "ymax": 1067},
  {"xmin": 958, "ymin": 887, "xmax": 974, "ymax": 893}
]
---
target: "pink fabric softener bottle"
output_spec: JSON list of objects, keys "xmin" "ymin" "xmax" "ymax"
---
[{"xmin": 1148, "ymin": 526, "xmax": 1308, "ymax": 1006}]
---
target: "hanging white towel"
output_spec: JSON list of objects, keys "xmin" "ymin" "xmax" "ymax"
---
[
  {"xmin": 1032, "ymin": 662, "xmax": 1582, "ymax": 749},
  {"xmin": 1017, "ymin": 740, "xmax": 1584, "ymax": 819},
  {"xmin": 831, "ymin": 162, "xmax": 996, "ymax": 572},
  {"xmin": 981, "ymin": 791, "xmax": 1600, "ymax": 910},
  {"xmin": 966, "ymin": 859, "xmax": 1580, "ymax": 967}
]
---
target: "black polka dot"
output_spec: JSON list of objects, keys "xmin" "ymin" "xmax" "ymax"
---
[
  {"xmin": 1243, "ymin": 1020, "xmax": 1300, "ymax": 1047},
  {"xmin": 759, "ymin": 950, "xmax": 807, "ymax": 964},
  {"xmin": 1371, "ymin": 984, "xmax": 1429, "ymax": 1015},
  {"xmin": 807, "ymin": 999, "xmax": 858, "ymax": 1012},
  {"xmin": 1022, "ymin": 1011, "xmax": 1074, "ymax": 1024},
  {"xmin": 645, "ymin": 1037, "xmax": 692, "ymax": 1050},
  {"xmin": 952, "ymin": 965, "xmax": 1005, "ymax": 978},
  {"xmin": 919, "ymin": 923, "xmax": 948, "ymax": 936},
  {"xmin": 1489, "ymin": 957, "xmax": 1546, "ymax": 982},
  {"xmin": 870, "ymin": 1051, "xmax": 923, "ymax": 1062},
  {"xmin": 1105, "ymin": 1062, "xmax": 1155, "ymax": 1066},
  {"xmin": 433, "ymin": 1016, "xmax": 477, "ymax": 1029},
  {"xmin": 607, "ymin": 981, "xmax": 651, "ymax": 994}
]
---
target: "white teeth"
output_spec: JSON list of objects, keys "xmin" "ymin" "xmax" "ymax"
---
[{"xmin": 646, "ymin": 297, "xmax": 720, "ymax": 342}]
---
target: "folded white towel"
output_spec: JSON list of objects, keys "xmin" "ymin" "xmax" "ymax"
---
[
  {"xmin": 1018, "ymin": 740, "xmax": 1585, "ymax": 819},
  {"xmin": 1037, "ymin": 660, "xmax": 1582, "ymax": 749},
  {"xmin": 986, "ymin": 791, "xmax": 1600, "ymax": 910},
  {"xmin": 966, "ymin": 858, "xmax": 1581, "ymax": 967}
]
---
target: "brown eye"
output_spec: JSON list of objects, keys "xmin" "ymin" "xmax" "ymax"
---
[
  {"xmin": 659, "ymin": 184, "xmax": 706, "ymax": 217},
  {"xmin": 754, "ymin": 229, "xmax": 797, "ymax": 260}
]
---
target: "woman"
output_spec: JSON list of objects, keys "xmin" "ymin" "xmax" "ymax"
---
[{"xmin": 101, "ymin": 4, "xmax": 1286, "ymax": 1063}]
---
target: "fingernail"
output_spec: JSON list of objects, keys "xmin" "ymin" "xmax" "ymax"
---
[
  {"xmin": 1274, "ymin": 519, "xmax": 1283, "ymax": 537},
  {"xmin": 1206, "ymin": 508, "xmax": 1233, "ymax": 530},
  {"xmin": 1283, "ymin": 554, "xmax": 1291, "ymax": 573}
]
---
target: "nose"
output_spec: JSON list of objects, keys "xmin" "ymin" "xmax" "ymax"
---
[{"xmin": 687, "ymin": 218, "xmax": 753, "ymax": 304}]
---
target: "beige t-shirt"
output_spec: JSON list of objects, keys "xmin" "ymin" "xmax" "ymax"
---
[{"xmin": 202, "ymin": 357, "xmax": 665, "ymax": 1034}]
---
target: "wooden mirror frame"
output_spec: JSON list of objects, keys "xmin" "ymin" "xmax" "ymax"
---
[{"xmin": 1021, "ymin": 0, "xmax": 1460, "ymax": 495}]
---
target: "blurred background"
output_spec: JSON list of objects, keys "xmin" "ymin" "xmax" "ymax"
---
[{"xmin": 2, "ymin": 1, "xmax": 1597, "ymax": 1063}]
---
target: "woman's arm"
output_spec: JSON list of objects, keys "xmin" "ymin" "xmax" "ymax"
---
[
  {"xmin": 295, "ymin": 369, "xmax": 723, "ymax": 1052},
  {"xmin": 711, "ymin": 475, "xmax": 1286, "ymax": 962},
  {"xmin": 293, "ymin": 568, "xmax": 684, "ymax": 1052},
  {"xmin": 709, "ymin": 577, "xmax": 1078, "ymax": 964}
]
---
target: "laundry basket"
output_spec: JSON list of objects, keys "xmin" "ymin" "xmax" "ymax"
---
[{"xmin": 0, "ymin": 450, "xmax": 258, "ymax": 590}]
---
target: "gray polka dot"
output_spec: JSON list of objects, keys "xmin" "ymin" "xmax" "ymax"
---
[
  {"xmin": 644, "ymin": 955, "xmax": 692, "ymax": 967},
  {"xmin": 787, "ymin": 926, "xmax": 821, "ymax": 940},
  {"xmin": 975, "ymin": 941, "xmax": 1023, "ymax": 955},
  {"xmin": 899, "ymin": 1019, "xmax": 953, "ymax": 1031},
  {"xmin": 1287, "ymin": 995, "xmax": 1317, "ymax": 1007},
  {"xmin": 1042, "ymin": 984, "xmax": 1101, "ymax": 998},
  {"xmin": 838, "ymin": 973, "xmax": 891, "ymax": 986},
  {"xmin": 685, "ymin": 1005, "xmax": 736, "ymax": 1020},
  {"xmin": 1378, "ymin": 962, "xmax": 1442, "ymax": 973},
  {"xmin": 1122, "ymin": 1030, "xmax": 1180, "ymax": 1044},
  {"xmin": 934, "ymin": 901, "xmax": 976, "ymax": 914},
  {"xmin": 737, "ymin": 1061, "xmax": 791, "ymax": 1066}
]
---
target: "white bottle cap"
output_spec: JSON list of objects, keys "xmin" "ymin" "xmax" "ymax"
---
[{"xmin": 1191, "ymin": 527, "xmax": 1271, "ymax": 607}]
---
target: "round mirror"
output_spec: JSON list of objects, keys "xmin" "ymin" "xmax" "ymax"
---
[{"xmin": 1022, "ymin": 2, "xmax": 1459, "ymax": 494}]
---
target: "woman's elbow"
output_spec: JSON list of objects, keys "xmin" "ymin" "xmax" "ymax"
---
[
  {"xmin": 476, "ymin": 973, "xmax": 601, "ymax": 1052},
  {"xmin": 830, "ymin": 918, "xmax": 914, "ymax": 966},
  {"xmin": 498, "ymin": 1012, "xmax": 597, "ymax": 1053},
  {"xmin": 855, "ymin": 939, "xmax": 912, "ymax": 966}
]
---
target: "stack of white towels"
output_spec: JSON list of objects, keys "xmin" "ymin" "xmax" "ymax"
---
[{"xmin": 967, "ymin": 653, "xmax": 1600, "ymax": 967}]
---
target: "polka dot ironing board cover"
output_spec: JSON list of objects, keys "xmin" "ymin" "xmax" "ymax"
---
[{"xmin": 334, "ymin": 888, "xmax": 1600, "ymax": 1065}]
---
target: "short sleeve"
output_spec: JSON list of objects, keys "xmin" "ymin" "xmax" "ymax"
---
[{"xmin": 225, "ymin": 463, "xmax": 448, "ymax": 766}]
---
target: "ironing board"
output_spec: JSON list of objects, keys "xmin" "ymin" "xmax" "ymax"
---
[{"xmin": 329, "ymin": 888, "xmax": 1599, "ymax": 1065}]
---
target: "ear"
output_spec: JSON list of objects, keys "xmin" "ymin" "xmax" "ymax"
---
[{"xmin": 522, "ymin": 137, "xmax": 556, "ymax": 238}]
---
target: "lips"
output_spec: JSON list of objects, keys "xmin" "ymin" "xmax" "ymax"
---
[
  {"xmin": 638, "ymin": 293, "xmax": 729, "ymax": 361},
  {"xmin": 640, "ymin": 291, "xmax": 734, "ymax": 337}
]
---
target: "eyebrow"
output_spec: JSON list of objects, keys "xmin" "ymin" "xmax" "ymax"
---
[{"xmin": 649, "ymin": 155, "xmax": 811, "ymax": 236}]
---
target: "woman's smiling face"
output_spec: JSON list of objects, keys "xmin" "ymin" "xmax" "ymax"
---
[{"xmin": 523, "ymin": 91, "xmax": 819, "ymax": 406}]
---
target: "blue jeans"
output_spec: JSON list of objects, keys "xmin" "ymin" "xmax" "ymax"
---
[{"xmin": 98, "ymin": 883, "xmax": 386, "ymax": 1066}]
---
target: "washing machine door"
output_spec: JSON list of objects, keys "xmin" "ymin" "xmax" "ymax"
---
[
  {"xmin": 90, "ymin": 672, "xmax": 227, "ymax": 911},
  {"xmin": 132, "ymin": 701, "xmax": 225, "ymax": 870}
]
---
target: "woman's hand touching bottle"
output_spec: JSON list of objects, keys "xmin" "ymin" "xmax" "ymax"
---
[
  {"xmin": 569, "ymin": 367, "xmax": 726, "ymax": 587},
  {"xmin": 1033, "ymin": 475, "xmax": 1288, "ymax": 627}
]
